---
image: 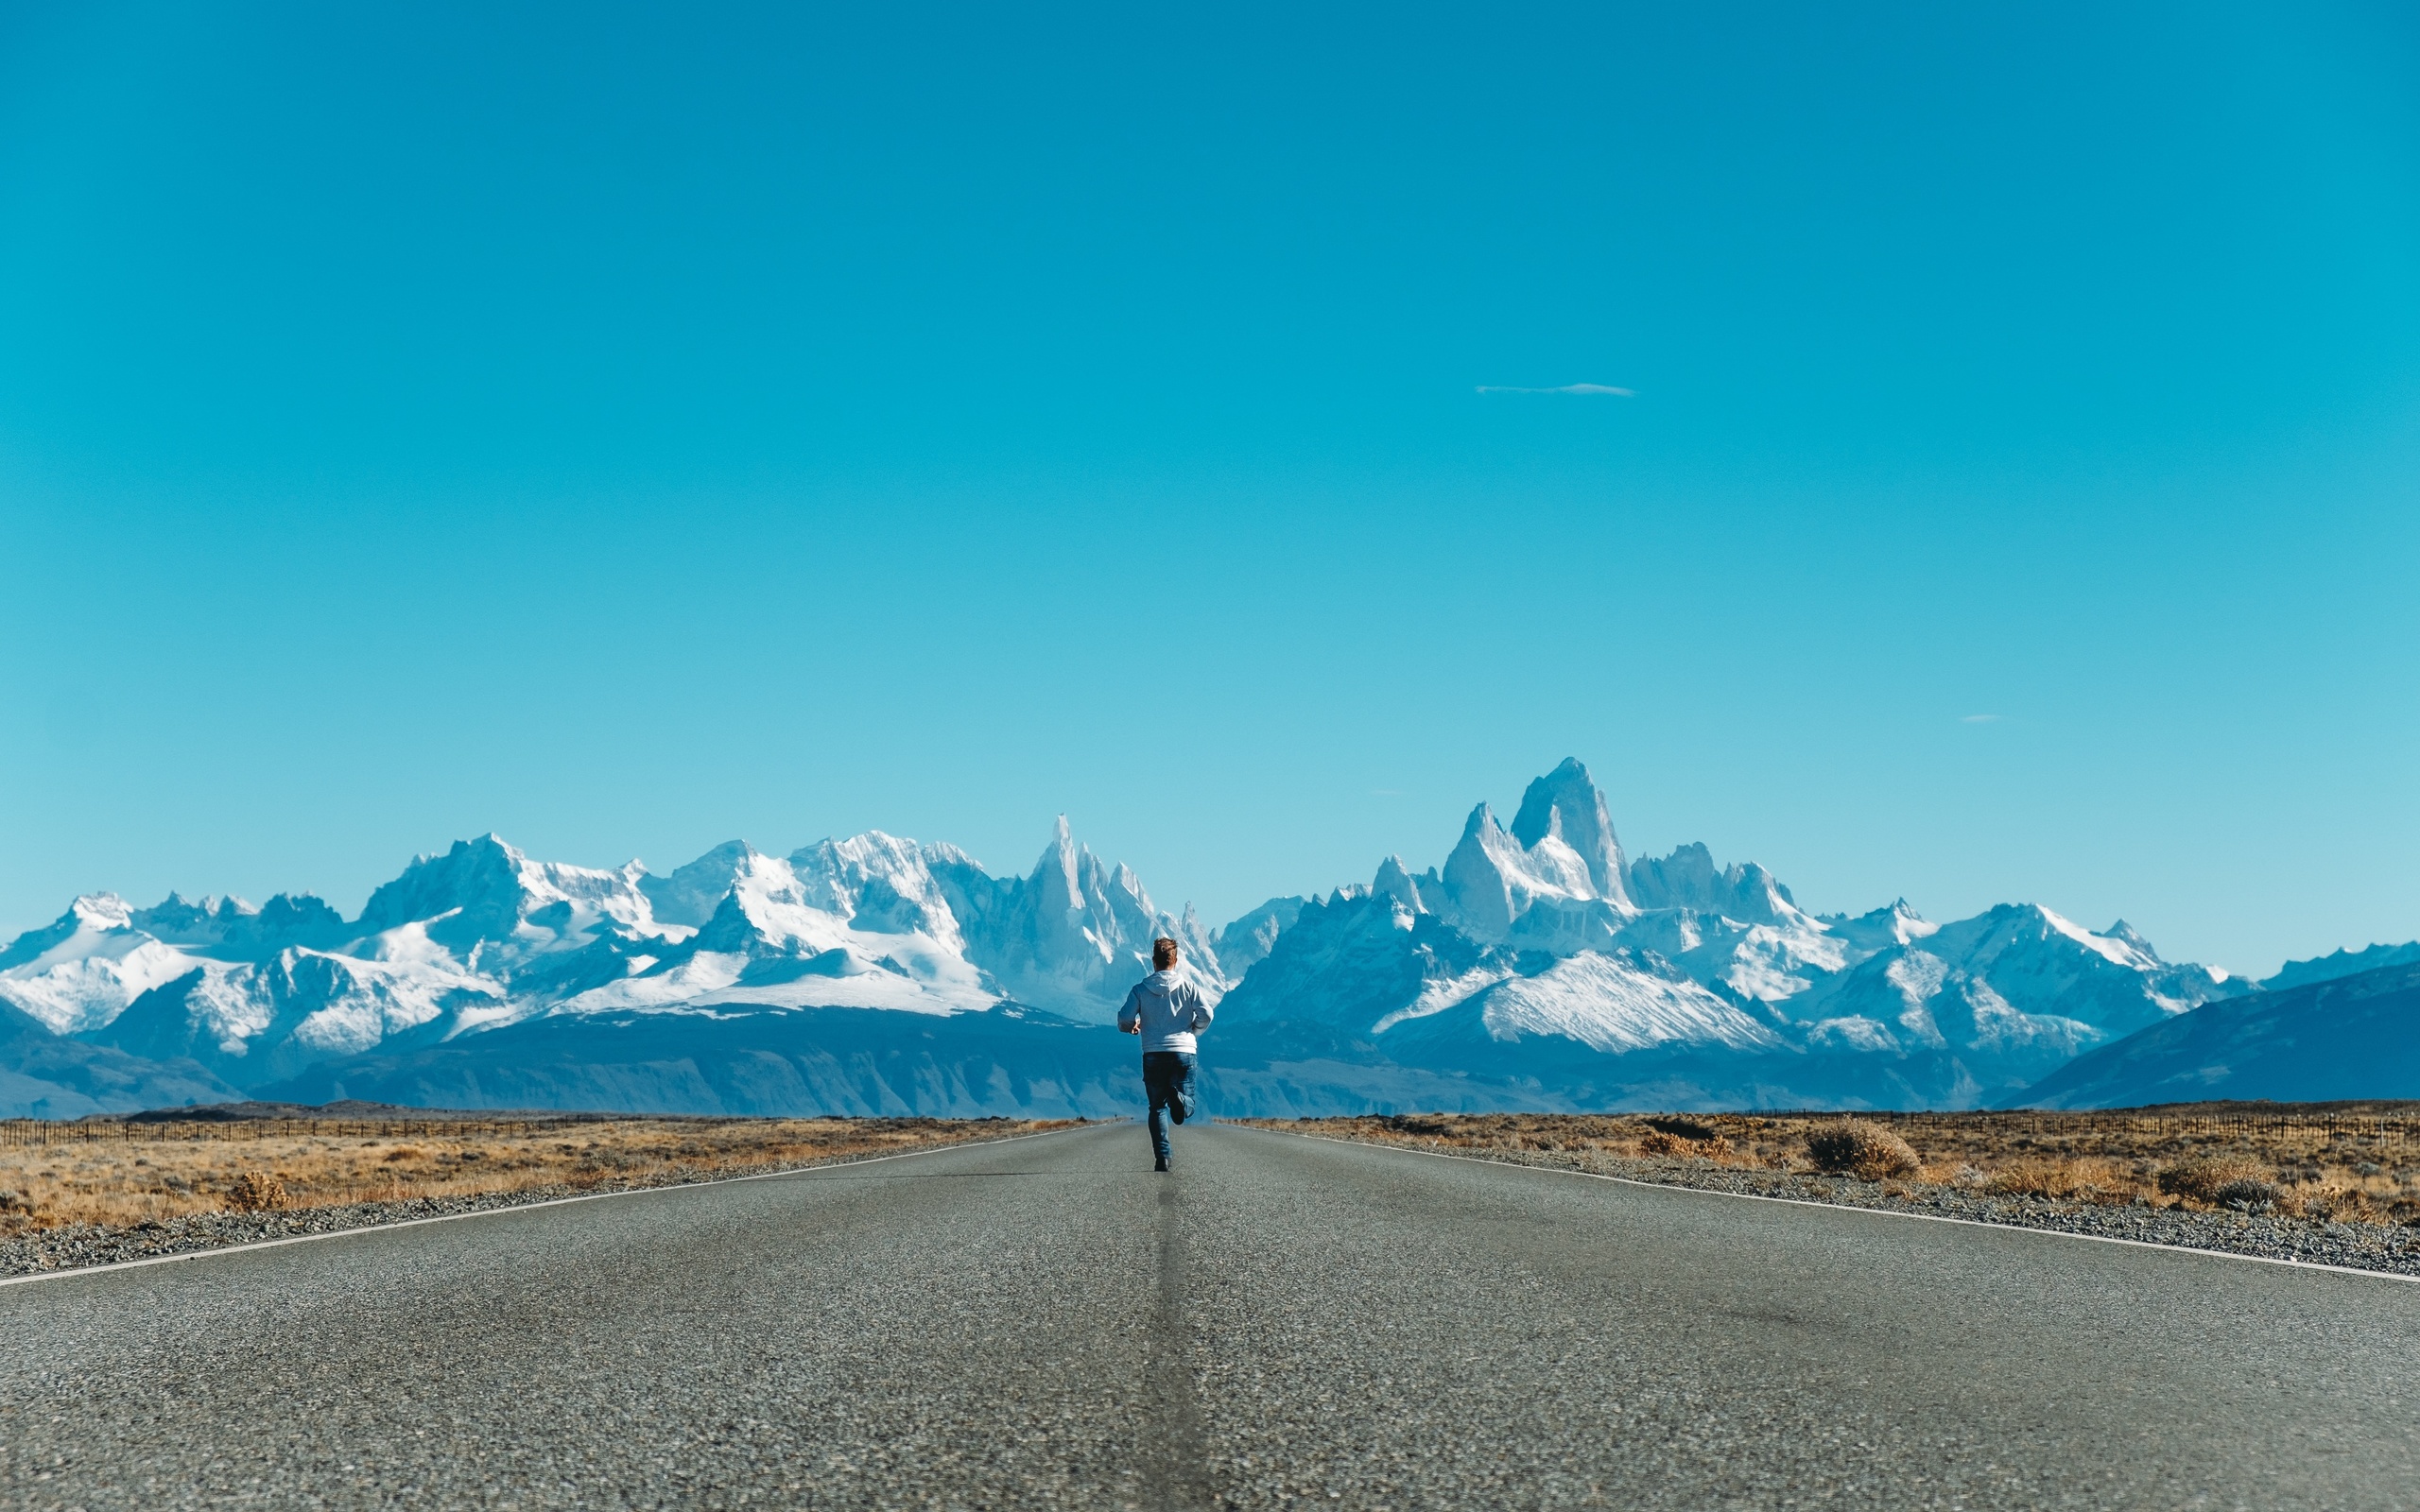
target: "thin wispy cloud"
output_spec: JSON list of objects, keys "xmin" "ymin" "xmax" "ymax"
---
[
  {"xmin": 1475, "ymin": 383, "xmax": 1634, "ymax": 396},
  {"xmin": 1962, "ymin": 713, "xmax": 2003, "ymax": 724}
]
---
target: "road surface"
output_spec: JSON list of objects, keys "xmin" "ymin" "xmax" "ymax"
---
[{"xmin": 3, "ymin": 1121, "xmax": 2415, "ymax": 1509}]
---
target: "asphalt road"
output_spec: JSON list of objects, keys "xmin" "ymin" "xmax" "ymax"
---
[{"xmin": 4, "ymin": 1121, "xmax": 2416, "ymax": 1510}]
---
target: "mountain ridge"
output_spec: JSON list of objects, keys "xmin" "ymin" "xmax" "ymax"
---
[{"xmin": 5, "ymin": 758, "xmax": 2411, "ymax": 1117}]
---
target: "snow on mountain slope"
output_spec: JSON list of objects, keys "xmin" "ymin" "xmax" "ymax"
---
[
  {"xmin": 354, "ymin": 834, "xmax": 662, "ymax": 959},
  {"xmin": 635, "ymin": 840, "xmax": 754, "ymax": 928},
  {"xmin": 546, "ymin": 842, "xmax": 995, "ymax": 1021},
  {"xmin": 1627, "ymin": 842, "xmax": 1793, "ymax": 921},
  {"xmin": 1218, "ymin": 892, "xmax": 1492, "ymax": 1040},
  {"xmin": 1212, "ymin": 896, "xmax": 1306, "ymax": 978},
  {"xmin": 0, "ymin": 896, "xmax": 227, "ymax": 1034},
  {"xmin": 1471, "ymin": 952, "xmax": 1781, "ymax": 1055},
  {"xmin": 4, "ymin": 820, "xmax": 1217, "ymax": 1091},
  {"xmin": 1823, "ymin": 900, "xmax": 1938, "ymax": 954},
  {"xmin": 1785, "ymin": 904, "xmax": 2222, "ymax": 1095},
  {"xmin": 1509, "ymin": 757, "xmax": 1632, "ymax": 904},
  {"xmin": 1212, "ymin": 759, "xmax": 2238, "ymax": 1108},
  {"xmin": 927, "ymin": 816, "xmax": 1224, "ymax": 1022},
  {"xmin": 1436, "ymin": 803, "xmax": 1611, "ymax": 942},
  {"xmin": 789, "ymin": 832, "xmax": 973, "ymax": 952}
]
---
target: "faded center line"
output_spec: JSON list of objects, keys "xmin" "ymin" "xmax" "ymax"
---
[{"xmin": 1140, "ymin": 1179, "xmax": 1211, "ymax": 1512}]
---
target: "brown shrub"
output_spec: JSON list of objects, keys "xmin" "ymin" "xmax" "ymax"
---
[
  {"xmin": 1643, "ymin": 1116, "xmax": 1719, "ymax": 1141},
  {"xmin": 225, "ymin": 1171, "xmax": 289, "ymax": 1211},
  {"xmin": 2158, "ymin": 1156, "xmax": 2277, "ymax": 1209},
  {"xmin": 1806, "ymin": 1121, "xmax": 1920, "ymax": 1181},
  {"xmin": 1639, "ymin": 1129, "xmax": 1737, "ymax": 1161}
]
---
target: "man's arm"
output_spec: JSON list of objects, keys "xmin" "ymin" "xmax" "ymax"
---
[
  {"xmin": 1116, "ymin": 986, "xmax": 1143, "ymax": 1035},
  {"xmin": 1187, "ymin": 986, "xmax": 1213, "ymax": 1032}
]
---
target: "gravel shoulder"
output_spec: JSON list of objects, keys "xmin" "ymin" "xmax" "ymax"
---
[{"xmin": 1271, "ymin": 1123, "xmax": 2420, "ymax": 1277}]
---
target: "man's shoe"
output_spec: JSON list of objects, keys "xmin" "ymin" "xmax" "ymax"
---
[{"xmin": 1153, "ymin": 1160, "xmax": 1170, "ymax": 1173}]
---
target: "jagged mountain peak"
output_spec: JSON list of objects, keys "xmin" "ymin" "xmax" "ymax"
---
[
  {"xmin": 786, "ymin": 831, "xmax": 965, "ymax": 949},
  {"xmin": 792, "ymin": 829, "xmax": 924, "ymax": 873},
  {"xmin": 0, "ymin": 895, "xmax": 135, "ymax": 975},
  {"xmin": 1942, "ymin": 902, "xmax": 2159, "ymax": 970},
  {"xmin": 2102, "ymin": 919, "xmax": 2159, "ymax": 959},
  {"xmin": 355, "ymin": 833, "xmax": 658, "ymax": 949},
  {"xmin": 1435, "ymin": 790, "xmax": 1630, "ymax": 942},
  {"xmin": 1212, "ymin": 896, "xmax": 1306, "ymax": 979},
  {"xmin": 919, "ymin": 839, "xmax": 981, "ymax": 869},
  {"xmin": 133, "ymin": 891, "xmax": 252, "ymax": 928},
  {"xmin": 636, "ymin": 839, "xmax": 765, "ymax": 929},
  {"xmin": 71, "ymin": 893, "xmax": 135, "ymax": 931},
  {"xmin": 1508, "ymin": 757, "xmax": 1631, "ymax": 905},
  {"xmin": 1371, "ymin": 854, "xmax": 1443, "ymax": 915},
  {"xmin": 1030, "ymin": 815, "xmax": 1090, "ymax": 902},
  {"xmin": 1624, "ymin": 844, "xmax": 1805, "ymax": 926},
  {"xmin": 1823, "ymin": 897, "xmax": 1938, "ymax": 954}
]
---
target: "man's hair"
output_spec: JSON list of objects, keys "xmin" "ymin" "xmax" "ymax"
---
[{"xmin": 1152, "ymin": 937, "xmax": 1179, "ymax": 970}]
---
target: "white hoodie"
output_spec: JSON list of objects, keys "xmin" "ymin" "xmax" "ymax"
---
[{"xmin": 1115, "ymin": 969, "xmax": 1214, "ymax": 1054}]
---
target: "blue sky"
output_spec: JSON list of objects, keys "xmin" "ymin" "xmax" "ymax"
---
[{"xmin": 2, "ymin": 3, "xmax": 2414, "ymax": 975}]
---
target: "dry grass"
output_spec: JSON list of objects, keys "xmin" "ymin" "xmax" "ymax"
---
[
  {"xmin": 1984, "ymin": 1155, "xmax": 2135, "ymax": 1202},
  {"xmin": 1253, "ymin": 1108, "xmax": 2420, "ymax": 1227},
  {"xmin": 0, "ymin": 1116, "xmax": 1071, "ymax": 1234}
]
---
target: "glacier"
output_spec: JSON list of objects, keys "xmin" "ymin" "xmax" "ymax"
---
[{"xmin": 4, "ymin": 757, "xmax": 2402, "ymax": 1117}]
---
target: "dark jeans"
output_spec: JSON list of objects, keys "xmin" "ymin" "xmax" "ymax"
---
[{"xmin": 1142, "ymin": 1051, "xmax": 1198, "ymax": 1165}]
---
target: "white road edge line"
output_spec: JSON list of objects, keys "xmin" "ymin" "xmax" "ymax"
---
[
  {"xmin": 0, "ymin": 1122, "xmax": 1101, "ymax": 1291},
  {"xmin": 1246, "ymin": 1125, "xmax": 2420, "ymax": 1286}
]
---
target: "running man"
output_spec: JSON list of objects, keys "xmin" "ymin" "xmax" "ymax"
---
[{"xmin": 1115, "ymin": 936, "xmax": 1213, "ymax": 1172}]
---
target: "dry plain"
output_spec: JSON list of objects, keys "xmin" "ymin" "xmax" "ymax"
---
[
  {"xmin": 0, "ymin": 1111, "xmax": 1071, "ymax": 1250},
  {"xmin": 1258, "ymin": 1105, "xmax": 2420, "ymax": 1215}
]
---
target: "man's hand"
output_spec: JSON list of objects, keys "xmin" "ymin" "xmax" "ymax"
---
[{"xmin": 1118, "ymin": 1019, "xmax": 1140, "ymax": 1035}]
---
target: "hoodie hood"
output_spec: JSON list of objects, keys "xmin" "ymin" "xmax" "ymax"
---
[{"xmin": 1118, "ymin": 967, "xmax": 1213, "ymax": 1054}]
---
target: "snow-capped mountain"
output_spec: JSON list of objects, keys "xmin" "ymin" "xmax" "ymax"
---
[
  {"xmin": 5, "ymin": 757, "xmax": 2381, "ymax": 1117},
  {"xmin": 1210, "ymin": 758, "xmax": 2240, "ymax": 1108},
  {"xmin": 0, "ymin": 819, "xmax": 1222, "ymax": 1108}
]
